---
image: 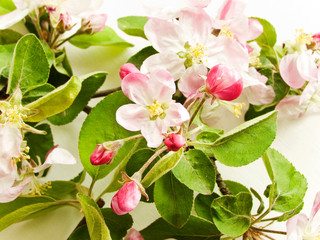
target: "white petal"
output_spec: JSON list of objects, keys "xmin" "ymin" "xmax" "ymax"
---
[
  {"xmin": 166, "ymin": 102, "xmax": 190, "ymax": 126},
  {"xmin": 141, "ymin": 121, "xmax": 164, "ymax": 148},
  {"xmin": 116, "ymin": 104, "xmax": 149, "ymax": 132}
]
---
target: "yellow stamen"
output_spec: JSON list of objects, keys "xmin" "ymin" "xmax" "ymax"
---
[
  {"xmin": 233, "ymin": 103, "xmax": 245, "ymax": 118},
  {"xmin": 147, "ymin": 100, "xmax": 168, "ymax": 120},
  {"xmin": 3, "ymin": 105, "xmax": 26, "ymax": 128},
  {"xmin": 296, "ymin": 29, "xmax": 312, "ymax": 45},
  {"xmin": 219, "ymin": 24, "xmax": 234, "ymax": 39},
  {"xmin": 249, "ymin": 55, "xmax": 262, "ymax": 67}
]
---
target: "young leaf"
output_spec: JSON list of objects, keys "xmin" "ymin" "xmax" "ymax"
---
[
  {"xmin": 24, "ymin": 76, "xmax": 81, "ymax": 122},
  {"xmin": 127, "ymin": 46, "xmax": 158, "ymax": 69},
  {"xmin": 262, "ymin": 148, "xmax": 308, "ymax": 213},
  {"xmin": 224, "ymin": 180, "xmax": 250, "ymax": 195},
  {"xmin": 77, "ymin": 194, "xmax": 111, "ymax": 240},
  {"xmin": 172, "ymin": 149, "xmax": 215, "ymax": 195},
  {"xmin": 212, "ymin": 111, "xmax": 278, "ymax": 166},
  {"xmin": 117, "ymin": 16, "xmax": 148, "ymax": 39},
  {"xmin": 194, "ymin": 193, "xmax": 220, "ymax": 222},
  {"xmin": 22, "ymin": 83, "xmax": 55, "ymax": 105},
  {"xmin": 7, "ymin": 34, "xmax": 50, "ymax": 94},
  {"xmin": 0, "ymin": 0, "xmax": 16, "ymax": 15},
  {"xmin": 69, "ymin": 26, "xmax": 133, "ymax": 49},
  {"xmin": 78, "ymin": 91, "xmax": 139, "ymax": 180},
  {"xmin": 154, "ymin": 172, "xmax": 193, "ymax": 228},
  {"xmin": 140, "ymin": 216, "xmax": 220, "ymax": 240},
  {"xmin": 0, "ymin": 196, "xmax": 64, "ymax": 231},
  {"xmin": 194, "ymin": 131, "xmax": 222, "ymax": 157},
  {"xmin": 211, "ymin": 192, "xmax": 253, "ymax": 237},
  {"xmin": 48, "ymin": 72, "xmax": 107, "ymax": 125},
  {"xmin": 0, "ymin": 43, "xmax": 15, "ymax": 77},
  {"xmin": 141, "ymin": 148, "xmax": 184, "ymax": 188},
  {"xmin": 0, "ymin": 29, "xmax": 22, "ymax": 45}
]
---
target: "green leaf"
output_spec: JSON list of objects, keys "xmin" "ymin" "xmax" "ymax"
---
[
  {"xmin": 194, "ymin": 193, "xmax": 220, "ymax": 222},
  {"xmin": 53, "ymin": 49, "xmax": 73, "ymax": 77},
  {"xmin": 262, "ymin": 148, "xmax": 308, "ymax": 213},
  {"xmin": 22, "ymin": 83, "xmax": 55, "ymax": 105},
  {"xmin": 77, "ymin": 194, "xmax": 111, "ymax": 240},
  {"xmin": 0, "ymin": 29, "xmax": 22, "ymax": 44},
  {"xmin": 224, "ymin": 180, "xmax": 250, "ymax": 195},
  {"xmin": 0, "ymin": 196, "xmax": 64, "ymax": 231},
  {"xmin": 117, "ymin": 16, "xmax": 148, "ymax": 39},
  {"xmin": 127, "ymin": 46, "xmax": 158, "ymax": 69},
  {"xmin": 172, "ymin": 149, "xmax": 215, "ymax": 195},
  {"xmin": 194, "ymin": 131, "xmax": 222, "ymax": 157},
  {"xmin": 41, "ymin": 181, "xmax": 81, "ymax": 200},
  {"xmin": 0, "ymin": 43, "xmax": 15, "ymax": 77},
  {"xmin": 0, "ymin": 0, "xmax": 16, "ymax": 15},
  {"xmin": 140, "ymin": 216, "xmax": 220, "ymax": 240},
  {"xmin": 69, "ymin": 225, "xmax": 90, "ymax": 240},
  {"xmin": 69, "ymin": 26, "xmax": 133, "ymax": 49},
  {"xmin": 141, "ymin": 148, "xmax": 184, "ymax": 188},
  {"xmin": 24, "ymin": 123, "xmax": 54, "ymax": 167},
  {"xmin": 48, "ymin": 72, "xmax": 107, "ymax": 125},
  {"xmin": 253, "ymin": 18, "xmax": 277, "ymax": 48},
  {"xmin": 7, "ymin": 34, "xmax": 50, "ymax": 94},
  {"xmin": 244, "ymin": 104, "xmax": 275, "ymax": 121},
  {"xmin": 277, "ymin": 202, "xmax": 304, "ymax": 222},
  {"xmin": 154, "ymin": 172, "xmax": 193, "ymax": 228},
  {"xmin": 71, "ymin": 170, "xmax": 86, "ymax": 184},
  {"xmin": 250, "ymin": 188, "xmax": 265, "ymax": 215},
  {"xmin": 211, "ymin": 192, "xmax": 253, "ymax": 237},
  {"xmin": 78, "ymin": 91, "xmax": 139, "ymax": 180},
  {"xmin": 212, "ymin": 111, "xmax": 278, "ymax": 166},
  {"xmin": 24, "ymin": 76, "xmax": 81, "ymax": 122}
]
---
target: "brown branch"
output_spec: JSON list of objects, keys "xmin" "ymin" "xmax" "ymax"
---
[
  {"xmin": 92, "ymin": 87, "xmax": 121, "ymax": 98},
  {"xmin": 211, "ymin": 157, "xmax": 231, "ymax": 195},
  {"xmin": 83, "ymin": 105, "xmax": 92, "ymax": 114}
]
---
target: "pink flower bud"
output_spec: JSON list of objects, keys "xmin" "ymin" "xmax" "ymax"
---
[
  {"xmin": 206, "ymin": 64, "xmax": 243, "ymax": 101},
  {"xmin": 82, "ymin": 14, "xmax": 107, "ymax": 34},
  {"xmin": 124, "ymin": 229, "xmax": 144, "ymax": 240},
  {"xmin": 246, "ymin": 44, "xmax": 254, "ymax": 54},
  {"xmin": 56, "ymin": 13, "xmax": 72, "ymax": 33},
  {"xmin": 312, "ymin": 33, "xmax": 320, "ymax": 43},
  {"xmin": 164, "ymin": 133, "xmax": 186, "ymax": 151},
  {"xmin": 119, "ymin": 63, "xmax": 140, "ymax": 80},
  {"xmin": 90, "ymin": 144, "xmax": 114, "ymax": 165},
  {"xmin": 111, "ymin": 181, "xmax": 141, "ymax": 215}
]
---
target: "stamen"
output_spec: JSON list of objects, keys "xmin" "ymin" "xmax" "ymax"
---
[
  {"xmin": 183, "ymin": 42, "xmax": 208, "ymax": 67},
  {"xmin": 2, "ymin": 104, "xmax": 26, "ymax": 128},
  {"xmin": 147, "ymin": 100, "xmax": 167, "ymax": 120},
  {"xmin": 296, "ymin": 29, "xmax": 312, "ymax": 45},
  {"xmin": 219, "ymin": 24, "xmax": 234, "ymax": 39}
]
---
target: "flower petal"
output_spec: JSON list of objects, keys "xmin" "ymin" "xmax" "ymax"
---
[
  {"xmin": 247, "ymin": 18, "xmax": 263, "ymax": 40},
  {"xmin": 286, "ymin": 213, "xmax": 308, "ymax": 240},
  {"xmin": 141, "ymin": 121, "xmax": 164, "ymax": 148},
  {"xmin": 275, "ymin": 96, "xmax": 307, "ymax": 119},
  {"xmin": 148, "ymin": 69, "xmax": 175, "ymax": 103},
  {"xmin": 217, "ymin": 0, "xmax": 246, "ymax": 20},
  {"xmin": 0, "ymin": 177, "xmax": 32, "ymax": 203},
  {"xmin": 310, "ymin": 192, "xmax": 320, "ymax": 220},
  {"xmin": 166, "ymin": 103, "xmax": 190, "ymax": 126},
  {"xmin": 116, "ymin": 104, "xmax": 149, "ymax": 132}
]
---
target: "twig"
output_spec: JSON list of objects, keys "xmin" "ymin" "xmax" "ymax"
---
[
  {"xmin": 92, "ymin": 87, "xmax": 121, "ymax": 98},
  {"xmin": 83, "ymin": 105, "xmax": 92, "ymax": 114},
  {"xmin": 211, "ymin": 157, "xmax": 231, "ymax": 195},
  {"xmin": 250, "ymin": 226, "xmax": 286, "ymax": 235}
]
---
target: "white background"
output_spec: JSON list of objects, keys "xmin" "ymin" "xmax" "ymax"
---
[{"xmin": 1, "ymin": 0, "xmax": 320, "ymax": 239}]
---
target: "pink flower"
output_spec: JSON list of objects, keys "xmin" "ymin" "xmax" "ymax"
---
[
  {"xmin": 286, "ymin": 192, "xmax": 320, "ymax": 240},
  {"xmin": 206, "ymin": 64, "xmax": 243, "ymax": 101},
  {"xmin": 164, "ymin": 133, "xmax": 186, "ymax": 151},
  {"xmin": 82, "ymin": 14, "xmax": 107, "ymax": 33},
  {"xmin": 111, "ymin": 181, "xmax": 141, "ymax": 215},
  {"xmin": 120, "ymin": 63, "xmax": 140, "ymax": 80},
  {"xmin": 275, "ymin": 96, "xmax": 307, "ymax": 119},
  {"xmin": 125, "ymin": 229, "xmax": 144, "ymax": 240},
  {"xmin": 90, "ymin": 144, "xmax": 114, "ymax": 165},
  {"xmin": 116, "ymin": 69, "xmax": 190, "ymax": 148},
  {"xmin": 312, "ymin": 33, "xmax": 320, "ymax": 44}
]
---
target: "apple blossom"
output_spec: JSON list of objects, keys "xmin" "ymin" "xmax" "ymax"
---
[
  {"xmin": 124, "ymin": 228, "xmax": 144, "ymax": 240},
  {"xmin": 286, "ymin": 192, "xmax": 320, "ymax": 240},
  {"xmin": 90, "ymin": 144, "xmax": 114, "ymax": 165},
  {"xmin": 111, "ymin": 181, "xmax": 141, "ymax": 215},
  {"xmin": 116, "ymin": 68, "xmax": 190, "ymax": 148},
  {"xmin": 164, "ymin": 133, "xmax": 186, "ymax": 151},
  {"xmin": 120, "ymin": 63, "xmax": 140, "ymax": 80},
  {"xmin": 81, "ymin": 14, "xmax": 107, "ymax": 34}
]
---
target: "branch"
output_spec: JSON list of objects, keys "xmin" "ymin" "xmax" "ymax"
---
[
  {"xmin": 211, "ymin": 157, "xmax": 231, "ymax": 195},
  {"xmin": 83, "ymin": 105, "xmax": 92, "ymax": 114},
  {"xmin": 92, "ymin": 87, "xmax": 121, "ymax": 98}
]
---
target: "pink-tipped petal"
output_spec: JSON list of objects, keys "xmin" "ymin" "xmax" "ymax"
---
[
  {"xmin": 276, "ymin": 96, "xmax": 307, "ymax": 119},
  {"xmin": 247, "ymin": 18, "xmax": 263, "ymax": 40},
  {"xmin": 310, "ymin": 192, "xmax": 320, "ymax": 220},
  {"xmin": 164, "ymin": 133, "xmax": 186, "ymax": 151},
  {"xmin": 166, "ymin": 103, "xmax": 190, "ymax": 126},
  {"xmin": 0, "ymin": 177, "xmax": 32, "ymax": 203},
  {"xmin": 124, "ymin": 228, "xmax": 144, "ymax": 240},
  {"xmin": 144, "ymin": 18, "xmax": 185, "ymax": 52},
  {"xmin": 218, "ymin": 0, "xmax": 246, "ymax": 20},
  {"xmin": 116, "ymin": 104, "xmax": 149, "ymax": 132},
  {"xmin": 214, "ymin": 79, "xmax": 243, "ymax": 101},
  {"xmin": 121, "ymin": 73, "xmax": 153, "ymax": 105},
  {"xmin": 120, "ymin": 63, "xmax": 140, "ymax": 80},
  {"xmin": 178, "ymin": 64, "xmax": 207, "ymax": 98},
  {"xmin": 148, "ymin": 69, "xmax": 175, "ymax": 103},
  {"xmin": 286, "ymin": 213, "xmax": 308, "ymax": 240}
]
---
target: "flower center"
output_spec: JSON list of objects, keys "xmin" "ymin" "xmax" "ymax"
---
[
  {"xmin": 1, "ymin": 105, "xmax": 26, "ymax": 128},
  {"xmin": 179, "ymin": 42, "xmax": 208, "ymax": 68},
  {"xmin": 147, "ymin": 100, "xmax": 168, "ymax": 120},
  {"xmin": 296, "ymin": 29, "xmax": 312, "ymax": 45},
  {"xmin": 219, "ymin": 24, "xmax": 234, "ymax": 39}
]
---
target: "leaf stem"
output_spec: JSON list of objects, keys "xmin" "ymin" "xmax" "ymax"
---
[
  {"xmin": 188, "ymin": 97, "xmax": 206, "ymax": 128},
  {"xmin": 250, "ymin": 226, "xmax": 286, "ymax": 235},
  {"xmin": 88, "ymin": 179, "xmax": 96, "ymax": 197}
]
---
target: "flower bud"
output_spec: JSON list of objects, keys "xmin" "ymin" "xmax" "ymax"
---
[
  {"xmin": 119, "ymin": 63, "xmax": 140, "ymax": 80},
  {"xmin": 111, "ymin": 181, "xmax": 141, "ymax": 215},
  {"xmin": 164, "ymin": 133, "xmax": 186, "ymax": 151},
  {"xmin": 82, "ymin": 14, "xmax": 107, "ymax": 34},
  {"xmin": 56, "ymin": 13, "xmax": 72, "ymax": 33},
  {"xmin": 124, "ymin": 229, "xmax": 144, "ymax": 240},
  {"xmin": 206, "ymin": 64, "xmax": 243, "ymax": 101},
  {"xmin": 90, "ymin": 144, "xmax": 114, "ymax": 165}
]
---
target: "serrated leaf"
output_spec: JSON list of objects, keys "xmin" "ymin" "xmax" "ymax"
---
[
  {"xmin": 0, "ymin": 196, "xmax": 64, "ymax": 231},
  {"xmin": 140, "ymin": 216, "xmax": 220, "ymax": 240},
  {"xmin": 141, "ymin": 148, "xmax": 184, "ymax": 188},
  {"xmin": 127, "ymin": 46, "xmax": 158, "ymax": 69},
  {"xmin": 24, "ymin": 76, "xmax": 81, "ymax": 122},
  {"xmin": 69, "ymin": 26, "xmax": 133, "ymax": 49},
  {"xmin": 154, "ymin": 172, "xmax": 193, "ymax": 228},
  {"xmin": 77, "ymin": 194, "xmax": 111, "ymax": 240},
  {"xmin": 7, "ymin": 34, "xmax": 50, "ymax": 94},
  {"xmin": 172, "ymin": 149, "xmax": 215, "ymax": 195},
  {"xmin": 262, "ymin": 148, "xmax": 308, "ymax": 213},
  {"xmin": 253, "ymin": 18, "xmax": 277, "ymax": 48},
  {"xmin": 277, "ymin": 202, "xmax": 304, "ymax": 222},
  {"xmin": 194, "ymin": 193, "xmax": 220, "ymax": 222},
  {"xmin": 78, "ymin": 91, "xmax": 139, "ymax": 180},
  {"xmin": 48, "ymin": 72, "xmax": 107, "ymax": 125},
  {"xmin": 211, "ymin": 111, "xmax": 277, "ymax": 166},
  {"xmin": 117, "ymin": 16, "xmax": 148, "ymax": 39},
  {"xmin": 22, "ymin": 83, "xmax": 55, "ymax": 105},
  {"xmin": 211, "ymin": 192, "xmax": 252, "ymax": 237},
  {"xmin": 224, "ymin": 180, "xmax": 250, "ymax": 195},
  {"xmin": 194, "ymin": 131, "xmax": 222, "ymax": 156}
]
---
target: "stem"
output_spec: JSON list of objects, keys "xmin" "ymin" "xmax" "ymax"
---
[
  {"xmin": 211, "ymin": 157, "xmax": 231, "ymax": 195},
  {"xmin": 54, "ymin": 30, "xmax": 81, "ymax": 49},
  {"xmin": 137, "ymin": 146, "xmax": 167, "ymax": 176},
  {"xmin": 259, "ymin": 232, "xmax": 276, "ymax": 240},
  {"xmin": 252, "ymin": 195, "xmax": 279, "ymax": 224},
  {"xmin": 88, "ymin": 179, "xmax": 96, "ymax": 197},
  {"xmin": 250, "ymin": 227, "xmax": 286, "ymax": 235},
  {"xmin": 83, "ymin": 105, "xmax": 92, "ymax": 114},
  {"xmin": 92, "ymin": 87, "xmax": 122, "ymax": 98},
  {"xmin": 188, "ymin": 97, "xmax": 206, "ymax": 127}
]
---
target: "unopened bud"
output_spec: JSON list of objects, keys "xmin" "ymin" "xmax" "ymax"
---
[
  {"xmin": 124, "ymin": 229, "xmax": 144, "ymax": 240},
  {"xmin": 119, "ymin": 63, "xmax": 140, "ymax": 80},
  {"xmin": 81, "ymin": 14, "xmax": 107, "ymax": 34},
  {"xmin": 90, "ymin": 144, "xmax": 114, "ymax": 165},
  {"xmin": 56, "ymin": 13, "xmax": 72, "ymax": 33},
  {"xmin": 206, "ymin": 64, "xmax": 243, "ymax": 101},
  {"xmin": 164, "ymin": 133, "xmax": 186, "ymax": 151}
]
